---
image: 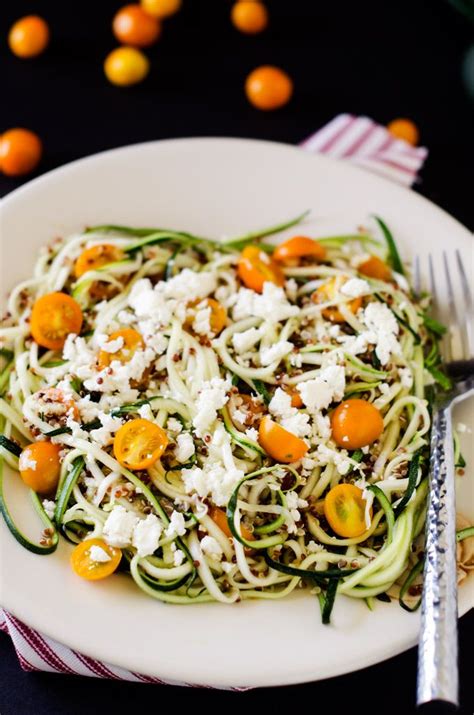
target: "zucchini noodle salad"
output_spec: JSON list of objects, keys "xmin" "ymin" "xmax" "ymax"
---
[{"xmin": 1, "ymin": 212, "xmax": 473, "ymax": 623}]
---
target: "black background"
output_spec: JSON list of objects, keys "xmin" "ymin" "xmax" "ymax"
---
[{"xmin": 1, "ymin": 1, "xmax": 473, "ymax": 713}]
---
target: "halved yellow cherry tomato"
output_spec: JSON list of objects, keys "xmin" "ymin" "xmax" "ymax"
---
[
  {"xmin": 74, "ymin": 244, "xmax": 125, "ymax": 279},
  {"xmin": 324, "ymin": 483, "xmax": 371, "ymax": 538},
  {"xmin": 38, "ymin": 387, "xmax": 80, "ymax": 421},
  {"xmin": 98, "ymin": 328, "xmax": 145, "ymax": 369},
  {"xmin": 273, "ymin": 236, "xmax": 326, "ymax": 265},
  {"xmin": 114, "ymin": 418, "xmax": 168, "ymax": 470},
  {"xmin": 30, "ymin": 292, "xmax": 83, "ymax": 350},
  {"xmin": 209, "ymin": 506, "xmax": 254, "ymax": 542},
  {"xmin": 387, "ymin": 118, "xmax": 419, "ymax": 146},
  {"xmin": 358, "ymin": 255, "xmax": 392, "ymax": 282},
  {"xmin": 331, "ymin": 399, "xmax": 384, "ymax": 449},
  {"xmin": 70, "ymin": 538, "xmax": 122, "ymax": 581},
  {"xmin": 186, "ymin": 298, "xmax": 227, "ymax": 335},
  {"xmin": 19, "ymin": 441, "xmax": 62, "ymax": 494},
  {"xmin": 237, "ymin": 246, "xmax": 285, "ymax": 293},
  {"xmin": 312, "ymin": 275, "xmax": 362, "ymax": 323},
  {"xmin": 258, "ymin": 415, "xmax": 308, "ymax": 463}
]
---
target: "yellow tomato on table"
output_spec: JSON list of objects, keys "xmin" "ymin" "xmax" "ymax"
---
[
  {"xmin": 141, "ymin": 0, "xmax": 182, "ymax": 18},
  {"xmin": 8, "ymin": 15, "xmax": 50, "ymax": 58},
  {"xmin": 30, "ymin": 292, "xmax": 83, "ymax": 350},
  {"xmin": 237, "ymin": 246, "xmax": 284, "ymax": 293},
  {"xmin": 258, "ymin": 415, "xmax": 308, "ymax": 463},
  {"xmin": 114, "ymin": 418, "xmax": 169, "ymax": 470},
  {"xmin": 245, "ymin": 66, "xmax": 293, "ymax": 110},
  {"xmin": 231, "ymin": 2, "xmax": 269, "ymax": 34},
  {"xmin": 331, "ymin": 399, "xmax": 384, "ymax": 449},
  {"xmin": 104, "ymin": 47, "xmax": 150, "ymax": 87},
  {"xmin": 0, "ymin": 128, "xmax": 42, "ymax": 177},
  {"xmin": 273, "ymin": 236, "xmax": 326, "ymax": 264}
]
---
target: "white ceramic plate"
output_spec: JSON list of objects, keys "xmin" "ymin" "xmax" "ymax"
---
[{"xmin": 1, "ymin": 138, "xmax": 473, "ymax": 688}]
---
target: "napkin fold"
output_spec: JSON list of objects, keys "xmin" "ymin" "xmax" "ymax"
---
[{"xmin": 0, "ymin": 114, "xmax": 428, "ymax": 687}]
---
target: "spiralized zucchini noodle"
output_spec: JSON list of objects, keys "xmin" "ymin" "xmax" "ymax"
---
[{"xmin": 0, "ymin": 212, "xmax": 470, "ymax": 622}]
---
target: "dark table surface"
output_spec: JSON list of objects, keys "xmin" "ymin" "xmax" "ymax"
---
[{"xmin": 1, "ymin": 1, "xmax": 473, "ymax": 713}]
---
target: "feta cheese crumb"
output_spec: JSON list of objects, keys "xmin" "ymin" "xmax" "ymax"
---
[
  {"xmin": 88, "ymin": 545, "xmax": 112, "ymax": 563},
  {"xmin": 362, "ymin": 302, "xmax": 400, "ymax": 365},
  {"xmin": 192, "ymin": 305, "xmax": 212, "ymax": 336},
  {"xmin": 232, "ymin": 327, "xmax": 262, "ymax": 354},
  {"xmin": 166, "ymin": 417, "xmax": 183, "ymax": 434},
  {"xmin": 200, "ymin": 535, "xmax": 223, "ymax": 561},
  {"xmin": 175, "ymin": 432, "xmax": 195, "ymax": 463},
  {"xmin": 245, "ymin": 427, "xmax": 259, "ymax": 442},
  {"xmin": 340, "ymin": 277, "xmax": 370, "ymax": 298},
  {"xmin": 103, "ymin": 505, "xmax": 139, "ymax": 548},
  {"xmin": 132, "ymin": 514, "xmax": 163, "ymax": 557},
  {"xmin": 192, "ymin": 377, "xmax": 230, "ymax": 437},
  {"xmin": 96, "ymin": 334, "xmax": 124, "ymax": 354},
  {"xmin": 260, "ymin": 340, "xmax": 293, "ymax": 366},
  {"xmin": 42, "ymin": 499, "xmax": 55, "ymax": 519},
  {"xmin": 173, "ymin": 548, "xmax": 185, "ymax": 566},
  {"xmin": 398, "ymin": 367, "xmax": 413, "ymax": 389},
  {"xmin": 165, "ymin": 510, "xmax": 186, "ymax": 538},
  {"xmin": 19, "ymin": 453, "xmax": 37, "ymax": 471},
  {"xmin": 232, "ymin": 282, "xmax": 299, "ymax": 323},
  {"xmin": 297, "ymin": 365, "xmax": 346, "ymax": 411}
]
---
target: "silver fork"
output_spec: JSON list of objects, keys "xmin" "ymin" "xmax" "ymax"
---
[{"xmin": 414, "ymin": 250, "xmax": 474, "ymax": 708}]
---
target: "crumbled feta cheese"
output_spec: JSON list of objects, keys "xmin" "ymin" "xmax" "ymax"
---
[
  {"xmin": 165, "ymin": 510, "xmax": 186, "ymax": 538},
  {"xmin": 128, "ymin": 279, "xmax": 172, "ymax": 324},
  {"xmin": 89, "ymin": 412, "xmax": 123, "ymax": 446},
  {"xmin": 19, "ymin": 453, "xmax": 37, "ymax": 471},
  {"xmin": 316, "ymin": 444, "xmax": 352, "ymax": 475},
  {"xmin": 340, "ymin": 277, "xmax": 370, "ymax": 298},
  {"xmin": 361, "ymin": 302, "xmax": 400, "ymax": 365},
  {"xmin": 88, "ymin": 545, "xmax": 112, "ymax": 563},
  {"xmin": 96, "ymin": 334, "xmax": 124, "ymax": 354},
  {"xmin": 232, "ymin": 327, "xmax": 262, "ymax": 354},
  {"xmin": 290, "ymin": 352, "xmax": 303, "ymax": 368},
  {"xmin": 200, "ymin": 535, "xmax": 223, "ymax": 561},
  {"xmin": 393, "ymin": 271, "xmax": 410, "ymax": 292},
  {"xmin": 232, "ymin": 408, "xmax": 248, "ymax": 426},
  {"xmin": 166, "ymin": 417, "xmax": 183, "ymax": 434},
  {"xmin": 398, "ymin": 367, "xmax": 413, "ymax": 389},
  {"xmin": 260, "ymin": 340, "xmax": 293, "ymax": 366},
  {"xmin": 284, "ymin": 491, "xmax": 307, "ymax": 533},
  {"xmin": 245, "ymin": 427, "xmax": 259, "ymax": 442},
  {"xmin": 163, "ymin": 269, "xmax": 216, "ymax": 301},
  {"xmin": 269, "ymin": 387, "xmax": 310, "ymax": 438},
  {"xmin": 307, "ymin": 540, "xmax": 324, "ymax": 553},
  {"xmin": 232, "ymin": 282, "xmax": 299, "ymax": 323},
  {"xmin": 269, "ymin": 387, "xmax": 293, "ymax": 418},
  {"xmin": 103, "ymin": 505, "xmax": 139, "ymax": 548},
  {"xmin": 173, "ymin": 548, "xmax": 185, "ymax": 566},
  {"xmin": 192, "ymin": 305, "xmax": 212, "ymax": 335},
  {"xmin": 192, "ymin": 377, "xmax": 230, "ymax": 437},
  {"xmin": 137, "ymin": 403, "xmax": 155, "ymax": 421},
  {"xmin": 132, "ymin": 514, "xmax": 163, "ymax": 557},
  {"xmin": 42, "ymin": 499, "xmax": 55, "ymax": 519},
  {"xmin": 280, "ymin": 412, "xmax": 311, "ymax": 438},
  {"xmin": 297, "ymin": 365, "xmax": 346, "ymax": 411},
  {"xmin": 175, "ymin": 432, "xmax": 195, "ymax": 463}
]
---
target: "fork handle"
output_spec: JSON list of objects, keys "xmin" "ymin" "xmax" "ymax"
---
[{"xmin": 417, "ymin": 406, "xmax": 458, "ymax": 707}]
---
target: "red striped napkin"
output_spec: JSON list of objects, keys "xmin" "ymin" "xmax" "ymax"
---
[{"xmin": 0, "ymin": 115, "xmax": 428, "ymax": 687}]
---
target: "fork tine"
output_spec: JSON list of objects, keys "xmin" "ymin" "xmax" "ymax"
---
[
  {"xmin": 455, "ymin": 249, "xmax": 474, "ymax": 358},
  {"xmin": 442, "ymin": 252, "xmax": 457, "ymax": 362},
  {"xmin": 413, "ymin": 255, "xmax": 421, "ymax": 299}
]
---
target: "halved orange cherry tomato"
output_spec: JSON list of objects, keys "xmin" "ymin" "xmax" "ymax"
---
[
  {"xmin": 114, "ymin": 418, "xmax": 168, "ymax": 470},
  {"xmin": 324, "ymin": 483, "xmax": 372, "ymax": 538},
  {"xmin": 237, "ymin": 246, "xmax": 285, "ymax": 293},
  {"xmin": 30, "ymin": 292, "xmax": 83, "ymax": 350},
  {"xmin": 112, "ymin": 4, "xmax": 161, "ymax": 47},
  {"xmin": 37, "ymin": 387, "xmax": 80, "ymax": 421},
  {"xmin": 70, "ymin": 538, "xmax": 122, "ymax": 581},
  {"xmin": 98, "ymin": 328, "xmax": 145, "ymax": 369},
  {"xmin": 258, "ymin": 415, "xmax": 308, "ymax": 463},
  {"xmin": 331, "ymin": 399, "xmax": 384, "ymax": 449},
  {"xmin": 74, "ymin": 244, "xmax": 125, "ymax": 279},
  {"xmin": 186, "ymin": 298, "xmax": 227, "ymax": 335},
  {"xmin": 358, "ymin": 255, "xmax": 392, "ymax": 282},
  {"xmin": 273, "ymin": 236, "xmax": 326, "ymax": 265},
  {"xmin": 19, "ymin": 441, "xmax": 62, "ymax": 494},
  {"xmin": 312, "ymin": 275, "xmax": 362, "ymax": 323},
  {"xmin": 209, "ymin": 506, "xmax": 254, "ymax": 542},
  {"xmin": 282, "ymin": 384, "xmax": 303, "ymax": 408}
]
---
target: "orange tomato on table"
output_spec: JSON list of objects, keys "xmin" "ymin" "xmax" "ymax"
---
[
  {"xmin": 387, "ymin": 118, "xmax": 419, "ymax": 146},
  {"xmin": 245, "ymin": 66, "xmax": 293, "ymax": 111},
  {"xmin": 0, "ymin": 129, "xmax": 42, "ymax": 177},
  {"xmin": 358, "ymin": 255, "xmax": 392, "ymax": 281},
  {"xmin": 273, "ymin": 236, "xmax": 326, "ymax": 265},
  {"xmin": 141, "ymin": 0, "xmax": 182, "ymax": 18},
  {"xmin": 231, "ymin": 2, "xmax": 269, "ymax": 34},
  {"xmin": 8, "ymin": 15, "xmax": 50, "ymax": 58},
  {"xmin": 113, "ymin": 4, "xmax": 161, "ymax": 47},
  {"xmin": 74, "ymin": 244, "xmax": 125, "ymax": 278},
  {"xmin": 104, "ymin": 47, "xmax": 150, "ymax": 86}
]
